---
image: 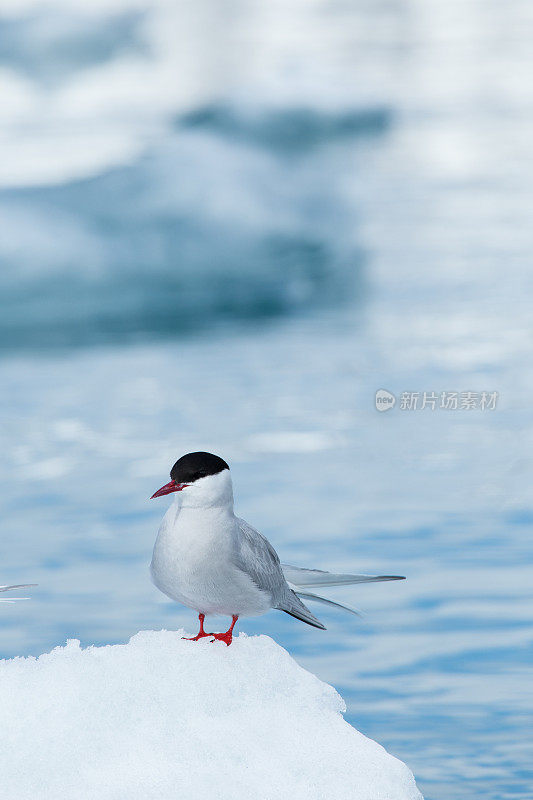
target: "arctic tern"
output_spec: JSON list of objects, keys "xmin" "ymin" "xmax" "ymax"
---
[
  {"xmin": 0, "ymin": 584, "xmax": 36, "ymax": 603},
  {"xmin": 150, "ymin": 452, "xmax": 404, "ymax": 645}
]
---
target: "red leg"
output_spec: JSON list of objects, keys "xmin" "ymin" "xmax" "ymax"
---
[
  {"xmin": 211, "ymin": 615, "xmax": 239, "ymax": 646},
  {"xmin": 182, "ymin": 613, "xmax": 213, "ymax": 641}
]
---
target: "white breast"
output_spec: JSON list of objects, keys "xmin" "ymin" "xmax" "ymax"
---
[{"xmin": 150, "ymin": 502, "xmax": 271, "ymax": 617}]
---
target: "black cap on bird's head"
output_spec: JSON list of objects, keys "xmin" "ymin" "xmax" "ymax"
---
[{"xmin": 151, "ymin": 452, "xmax": 230, "ymax": 499}]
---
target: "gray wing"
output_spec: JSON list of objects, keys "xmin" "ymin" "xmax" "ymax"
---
[
  {"xmin": 233, "ymin": 518, "xmax": 287, "ymax": 602},
  {"xmin": 0, "ymin": 584, "xmax": 37, "ymax": 591},
  {"xmin": 233, "ymin": 518, "xmax": 325, "ymax": 629},
  {"xmin": 0, "ymin": 584, "xmax": 36, "ymax": 602}
]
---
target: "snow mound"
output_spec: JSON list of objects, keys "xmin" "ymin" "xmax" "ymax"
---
[{"xmin": 0, "ymin": 630, "xmax": 422, "ymax": 800}]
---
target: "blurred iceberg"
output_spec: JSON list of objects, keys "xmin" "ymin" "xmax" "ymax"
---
[
  {"xmin": 0, "ymin": 130, "xmax": 365, "ymax": 348},
  {"xmin": 0, "ymin": 0, "xmax": 392, "ymax": 350}
]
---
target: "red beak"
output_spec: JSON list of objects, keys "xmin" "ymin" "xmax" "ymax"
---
[{"xmin": 150, "ymin": 480, "xmax": 188, "ymax": 499}]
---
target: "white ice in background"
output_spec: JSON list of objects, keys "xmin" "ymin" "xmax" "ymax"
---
[{"xmin": 0, "ymin": 630, "xmax": 422, "ymax": 800}]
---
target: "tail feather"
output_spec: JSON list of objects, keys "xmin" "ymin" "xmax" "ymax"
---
[
  {"xmin": 277, "ymin": 591, "xmax": 326, "ymax": 630},
  {"xmin": 282, "ymin": 564, "xmax": 405, "ymax": 587},
  {"xmin": 294, "ymin": 589, "xmax": 363, "ymax": 618}
]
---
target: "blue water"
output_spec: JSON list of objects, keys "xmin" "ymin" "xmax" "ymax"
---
[{"xmin": 1, "ymin": 1, "xmax": 532, "ymax": 798}]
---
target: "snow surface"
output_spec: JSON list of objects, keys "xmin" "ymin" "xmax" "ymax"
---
[{"xmin": 0, "ymin": 630, "xmax": 422, "ymax": 800}]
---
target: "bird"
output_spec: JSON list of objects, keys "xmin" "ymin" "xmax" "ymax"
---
[
  {"xmin": 0, "ymin": 584, "xmax": 36, "ymax": 603},
  {"xmin": 150, "ymin": 452, "xmax": 404, "ymax": 645}
]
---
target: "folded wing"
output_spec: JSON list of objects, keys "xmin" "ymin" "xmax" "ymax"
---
[
  {"xmin": 232, "ymin": 523, "xmax": 404, "ymax": 627},
  {"xmin": 233, "ymin": 520, "xmax": 326, "ymax": 629}
]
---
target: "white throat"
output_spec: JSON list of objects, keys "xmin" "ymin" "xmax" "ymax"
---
[{"xmin": 177, "ymin": 468, "xmax": 234, "ymax": 509}]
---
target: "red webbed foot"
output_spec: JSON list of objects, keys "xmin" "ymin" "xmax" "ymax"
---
[
  {"xmin": 182, "ymin": 613, "xmax": 213, "ymax": 641},
  {"xmin": 210, "ymin": 615, "xmax": 238, "ymax": 646}
]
